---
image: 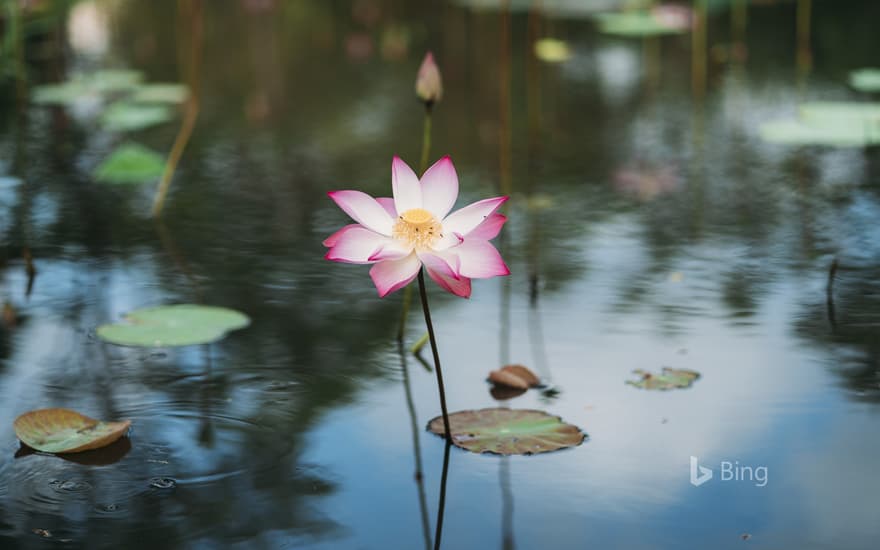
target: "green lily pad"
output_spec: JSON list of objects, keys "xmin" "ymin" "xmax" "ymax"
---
[
  {"xmin": 89, "ymin": 69, "xmax": 144, "ymax": 93},
  {"xmin": 131, "ymin": 83, "xmax": 189, "ymax": 104},
  {"xmin": 626, "ymin": 368, "xmax": 700, "ymax": 390},
  {"xmin": 97, "ymin": 304, "xmax": 251, "ymax": 347},
  {"xmin": 101, "ymin": 101, "xmax": 174, "ymax": 132},
  {"xmin": 849, "ymin": 68, "xmax": 880, "ymax": 93},
  {"xmin": 595, "ymin": 11, "xmax": 689, "ymax": 37},
  {"xmin": 14, "ymin": 408, "xmax": 131, "ymax": 454},
  {"xmin": 32, "ymin": 81, "xmax": 94, "ymax": 105},
  {"xmin": 534, "ymin": 38, "xmax": 572, "ymax": 63},
  {"xmin": 760, "ymin": 102, "xmax": 880, "ymax": 147},
  {"xmin": 94, "ymin": 143, "xmax": 166, "ymax": 184},
  {"xmin": 427, "ymin": 408, "xmax": 586, "ymax": 455}
]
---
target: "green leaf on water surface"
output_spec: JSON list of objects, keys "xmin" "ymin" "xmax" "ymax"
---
[
  {"xmin": 626, "ymin": 367, "xmax": 700, "ymax": 390},
  {"xmin": 849, "ymin": 68, "xmax": 880, "ymax": 93},
  {"xmin": 427, "ymin": 408, "xmax": 586, "ymax": 455},
  {"xmin": 760, "ymin": 102, "xmax": 880, "ymax": 147},
  {"xmin": 534, "ymin": 38, "xmax": 572, "ymax": 63},
  {"xmin": 94, "ymin": 143, "xmax": 166, "ymax": 184},
  {"xmin": 131, "ymin": 83, "xmax": 189, "ymax": 104},
  {"xmin": 14, "ymin": 408, "xmax": 131, "ymax": 454},
  {"xmin": 32, "ymin": 81, "xmax": 94, "ymax": 105},
  {"xmin": 96, "ymin": 304, "xmax": 251, "ymax": 347},
  {"xmin": 89, "ymin": 69, "xmax": 144, "ymax": 93},
  {"xmin": 595, "ymin": 11, "xmax": 689, "ymax": 37},
  {"xmin": 100, "ymin": 101, "xmax": 174, "ymax": 132}
]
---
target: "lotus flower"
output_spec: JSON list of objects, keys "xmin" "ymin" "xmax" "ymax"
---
[{"xmin": 324, "ymin": 156, "xmax": 509, "ymax": 298}]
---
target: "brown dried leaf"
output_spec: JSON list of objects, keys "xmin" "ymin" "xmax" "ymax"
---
[
  {"xmin": 488, "ymin": 369, "xmax": 529, "ymax": 390},
  {"xmin": 501, "ymin": 364, "xmax": 540, "ymax": 387}
]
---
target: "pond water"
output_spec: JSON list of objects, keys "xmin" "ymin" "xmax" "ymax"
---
[{"xmin": 1, "ymin": 1, "xmax": 879, "ymax": 548}]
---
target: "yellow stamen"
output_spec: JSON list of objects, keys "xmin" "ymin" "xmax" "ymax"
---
[{"xmin": 393, "ymin": 208, "xmax": 442, "ymax": 249}]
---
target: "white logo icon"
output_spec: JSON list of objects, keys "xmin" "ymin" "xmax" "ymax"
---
[{"xmin": 690, "ymin": 456, "xmax": 713, "ymax": 486}]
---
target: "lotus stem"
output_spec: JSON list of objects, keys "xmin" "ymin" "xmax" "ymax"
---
[
  {"xmin": 417, "ymin": 269, "xmax": 451, "ymax": 442},
  {"xmin": 152, "ymin": 0, "xmax": 203, "ymax": 218}
]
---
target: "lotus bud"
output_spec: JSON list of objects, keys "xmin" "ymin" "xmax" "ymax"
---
[{"xmin": 415, "ymin": 51, "xmax": 443, "ymax": 106}]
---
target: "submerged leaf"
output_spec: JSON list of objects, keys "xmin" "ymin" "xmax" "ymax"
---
[
  {"xmin": 101, "ymin": 102, "xmax": 174, "ymax": 132},
  {"xmin": 427, "ymin": 408, "xmax": 586, "ymax": 455},
  {"xmin": 626, "ymin": 367, "xmax": 700, "ymax": 390},
  {"xmin": 94, "ymin": 143, "xmax": 166, "ymax": 184},
  {"xmin": 14, "ymin": 408, "xmax": 131, "ymax": 454},
  {"xmin": 96, "ymin": 304, "xmax": 251, "ymax": 347}
]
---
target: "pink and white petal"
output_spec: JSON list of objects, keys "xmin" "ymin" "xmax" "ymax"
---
[
  {"xmin": 454, "ymin": 239, "xmax": 510, "ymax": 279},
  {"xmin": 432, "ymin": 230, "xmax": 464, "ymax": 251},
  {"xmin": 375, "ymin": 197, "xmax": 398, "ymax": 218},
  {"xmin": 417, "ymin": 249, "xmax": 461, "ymax": 280},
  {"xmin": 468, "ymin": 213, "xmax": 507, "ymax": 241},
  {"xmin": 323, "ymin": 224, "xmax": 360, "ymax": 248},
  {"xmin": 392, "ymin": 156, "xmax": 422, "ymax": 214},
  {"xmin": 369, "ymin": 253, "xmax": 422, "ymax": 297},
  {"xmin": 426, "ymin": 267, "xmax": 472, "ymax": 298},
  {"xmin": 325, "ymin": 226, "xmax": 394, "ymax": 264},
  {"xmin": 441, "ymin": 196, "xmax": 508, "ymax": 237},
  {"xmin": 328, "ymin": 190, "xmax": 394, "ymax": 236},
  {"xmin": 420, "ymin": 156, "xmax": 459, "ymax": 219},
  {"xmin": 369, "ymin": 239, "xmax": 413, "ymax": 262}
]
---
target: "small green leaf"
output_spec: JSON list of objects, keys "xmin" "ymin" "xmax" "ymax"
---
[
  {"xmin": 626, "ymin": 368, "xmax": 700, "ymax": 390},
  {"xmin": 534, "ymin": 38, "xmax": 572, "ymax": 63},
  {"xmin": 89, "ymin": 69, "xmax": 144, "ymax": 93},
  {"xmin": 101, "ymin": 102, "xmax": 174, "ymax": 132},
  {"xmin": 32, "ymin": 81, "xmax": 94, "ymax": 105},
  {"xmin": 760, "ymin": 102, "xmax": 880, "ymax": 147},
  {"xmin": 97, "ymin": 304, "xmax": 251, "ymax": 347},
  {"xmin": 849, "ymin": 68, "xmax": 880, "ymax": 93},
  {"xmin": 427, "ymin": 408, "xmax": 586, "ymax": 455},
  {"xmin": 595, "ymin": 11, "xmax": 689, "ymax": 37},
  {"xmin": 94, "ymin": 143, "xmax": 166, "ymax": 184}
]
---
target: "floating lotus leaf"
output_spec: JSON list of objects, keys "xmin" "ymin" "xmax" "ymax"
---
[
  {"xmin": 595, "ymin": 11, "xmax": 689, "ymax": 37},
  {"xmin": 32, "ymin": 81, "xmax": 93, "ymax": 105},
  {"xmin": 94, "ymin": 143, "xmax": 166, "ymax": 184},
  {"xmin": 760, "ymin": 102, "xmax": 880, "ymax": 147},
  {"xmin": 626, "ymin": 367, "xmax": 700, "ymax": 390},
  {"xmin": 96, "ymin": 304, "xmax": 251, "ymax": 347},
  {"xmin": 427, "ymin": 408, "xmax": 586, "ymax": 455},
  {"xmin": 131, "ymin": 83, "xmax": 189, "ymax": 104},
  {"xmin": 13, "ymin": 408, "xmax": 131, "ymax": 454},
  {"xmin": 89, "ymin": 69, "xmax": 144, "ymax": 93},
  {"xmin": 488, "ymin": 364, "xmax": 541, "ymax": 390},
  {"xmin": 100, "ymin": 102, "xmax": 174, "ymax": 132},
  {"xmin": 534, "ymin": 38, "xmax": 572, "ymax": 63},
  {"xmin": 849, "ymin": 68, "xmax": 880, "ymax": 93}
]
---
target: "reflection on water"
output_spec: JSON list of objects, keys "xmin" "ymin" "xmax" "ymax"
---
[{"xmin": 1, "ymin": 0, "xmax": 880, "ymax": 548}]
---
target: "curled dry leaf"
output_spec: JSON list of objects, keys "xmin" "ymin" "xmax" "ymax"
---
[
  {"xmin": 488, "ymin": 368, "xmax": 529, "ymax": 390},
  {"xmin": 13, "ymin": 408, "xmax": 131, "ymax": 454},
  {"xmin": 488, "ymin": 364, "xmax": 541, "ymax": 393},
  {"xmin": 502, "ymin": 364, "xmax": 540, "ymax": 387}
]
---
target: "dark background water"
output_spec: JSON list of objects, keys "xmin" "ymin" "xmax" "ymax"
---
[{"xmin": 1, "ymin": 0, "xmax": 879, "ymax": 548}]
